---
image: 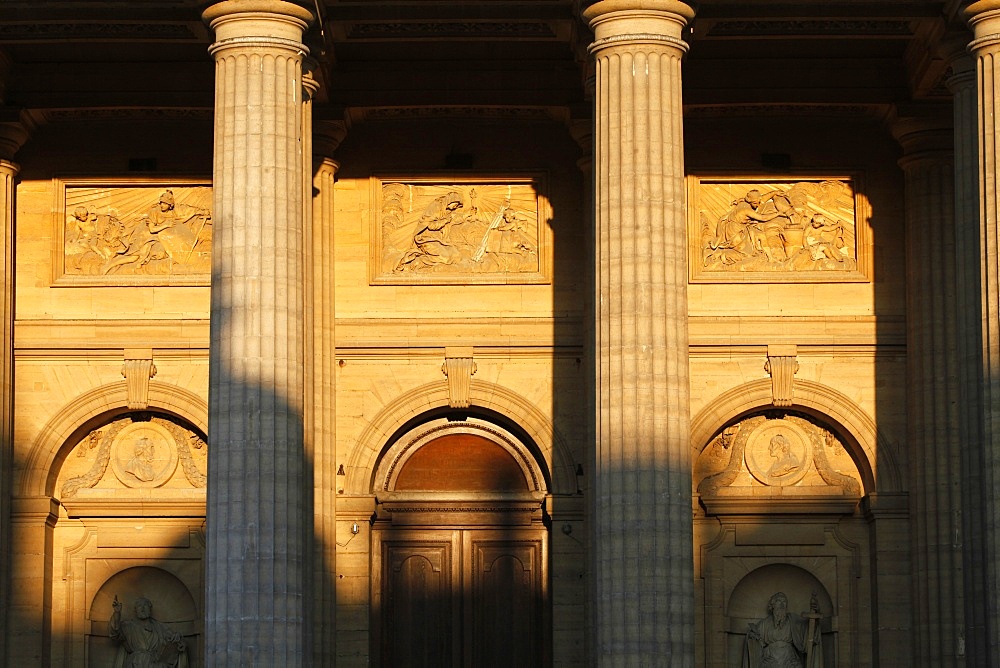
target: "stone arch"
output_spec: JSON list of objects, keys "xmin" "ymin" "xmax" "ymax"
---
[
  {"xmin": 690, "ymin": 378, "xmax": 900, "ymax": 494},
  {"xmin": 19, "ymin": 380, "xmax": 208, "ymax": 497},
  {"xmin": 372, "ymin": 418, "xmax": 548, "ymax": 495},
  {"xmin": 345, "ymin": 378, "xmax": 576, "ymax": 495}
]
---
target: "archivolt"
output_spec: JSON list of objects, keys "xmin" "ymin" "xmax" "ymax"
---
[
  {"xmin": 345, "ymin": 378, "xmax": 577, "ymax": 495},
  {"xmin": 19, "ymin": 380, "xmax": 207, "ymax": 497},
  {"xmin": 689, "ymin": 378, "xmax": 900, "ymax": 494}
]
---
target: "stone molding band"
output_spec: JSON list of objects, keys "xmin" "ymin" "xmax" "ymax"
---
[
  {"xmin": 208, "ymin": 35, "xmax": 309, "ymax": 57},
  {"xmin": 969, "ymin": 33, "xmax": 1000, "ymax": 51},
  {"xmin": 588, "ymin": 32, "xmax": 689, "ymax": 54}
]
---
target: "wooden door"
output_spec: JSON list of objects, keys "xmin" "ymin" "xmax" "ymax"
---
[{"xmin": 373, "ymin": 527, "xmax": 547, "ymax": 667}]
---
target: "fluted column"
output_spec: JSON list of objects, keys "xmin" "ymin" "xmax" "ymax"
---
[
  {"xmin": 202, "ymin": 2, "xmax": 313, "ymax": 663},
  {"xmin": 893, "ymin": 111, "xmax": 965, "ymax": 665},
  {"xmin": 943, "ymin": 33, "xmax": 990, "ymax": 663},
  {"xmin": 582, "ymin": 2, "xmax": 695, "ymax": 664},
  {"xmin": 0, "ymin": 101, "xmax": 30, "ymax": 663},
  {"xmin": 966, "ymin": 1, "xmax": 1000, "ymax": 658}
]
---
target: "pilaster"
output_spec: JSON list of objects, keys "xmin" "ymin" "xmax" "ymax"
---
[
  {"xmin": 892, "ymin": 108, "xmax": 965, "ymax": 665},
  {"xmin": 964, "ymin": 1, "xmax": 1000, "ymax": 658},
  {"xmin": 582, "ymin": 1, "xmax": 695, "ymax": 664},
  {"xmin": 310, "ymin": 118, "xmax": 342, "ymax": 666},
  {"xmin": 202, "ymin": 1, "xmax": 314, "ymax": 663}
]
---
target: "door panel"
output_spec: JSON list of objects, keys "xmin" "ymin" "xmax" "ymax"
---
[
  {"xmin": 466, "ymin": 532, "xmax": 544, "ymax": 668},
  {"xmin": 374, "ymin": 531, "xmax": 461, "ymax": 668}
]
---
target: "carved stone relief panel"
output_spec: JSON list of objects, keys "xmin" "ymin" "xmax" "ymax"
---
[
  {"xmin": 688, "ymin": 176, "xmax": 872, "ymax": 282},
  {"xmin": 695, "ymin": 412, "xmax": 862, "ymax": 502},
  {"xmin": 54, "ymin": 178, "xmax": 212, "ymax": 286},
  {"xmin": 57, "ymin": 413, "xmax": 207, "ymax": 499},
  {"xmin": 371, "ymin": 175, "xmax": 550, "ymax": 284}
]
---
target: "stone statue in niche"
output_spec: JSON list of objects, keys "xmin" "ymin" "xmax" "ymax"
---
[
  {"xmin": 63, "ymin": 185, "xmax": 212, "ymax": 277},
  {"xmin": 379, "ymin": 182, "xmax": 540, "ymax": 278},
  {"xmin": 700, "ymin": 180, "xmax": 857, "ymax": 273},
  {"xmin": 110, "ymin": 595, "xmax": 188, "ymax": 667},
  {"xmin": 743, "ymin": 591, "xmax": 823, "ymax": 668}
]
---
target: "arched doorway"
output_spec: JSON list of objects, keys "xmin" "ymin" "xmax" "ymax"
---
[{"xmin": 371, "ymin": 418, "xmax": 550, "ymax": 667}]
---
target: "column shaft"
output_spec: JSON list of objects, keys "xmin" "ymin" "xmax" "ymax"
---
[
  {"xmin": 583, "ymin": 2, "xmax": 695, "ymax": 664},
  {"xmin": 967, "ymin": 1, "xmax": 1000, "ymax": 658},
  {"xmin": 894, "ymin": 116, "xmax": 964, "ymax": 664},
  {"xmin": 947, "ymin": 45, "xmax": 989, "ymax": 662},
  {"xmin": 0, "ymin": 159, "xmax": 15, "ymax": 653},
  {"xmin": 203, "ymin": 2, "xmax": 313, "ymax": 663}
]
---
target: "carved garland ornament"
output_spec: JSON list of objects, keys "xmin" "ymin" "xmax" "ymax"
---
[
  {"xmin": 60, "ymin": 415, "xmax": 207, "ymax": 498},
  {"xmin": 697, "ymin": 413, "xmax": 860, "ymax": 497}
]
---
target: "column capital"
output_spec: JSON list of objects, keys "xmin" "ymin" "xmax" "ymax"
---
[
  {"xmin": 582, "ymin": 0, "xmax": 695, "ymax": 54},
  {"xmin": 0, "ymin": 109, "xmax": 31, "ymax": 163},
  {"xmin": 938, "ymin": 31, "xmax": 976, "ymax": 90},
  {"xmin": 890, "ymin": 105, "xmax": 953, "ymax": 165},
  {"xmin": 314, "ymin": 119, "xmax": 347, "ymax": 158},
  {"xmin": 966, "ymin": 0, "xmax": 1000, "ymax": 50},
  {"xmin": 203, "ymin": 0, "xmax": 313, "ymax": 57}
]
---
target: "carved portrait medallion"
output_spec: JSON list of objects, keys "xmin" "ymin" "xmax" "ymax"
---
[
  {"xmin": 110, "ymin": 422, "xmax": 178, "ymax": 488},
  {"xmin": 371, "ymin": 176, "xmax": 550, "ymax": 285},
  {"xmin": 744, "ymin": 419, "xmax": 811, "ymax": 487}
]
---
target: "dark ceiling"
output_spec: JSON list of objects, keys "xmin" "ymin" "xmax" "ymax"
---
[{"xmin": 0, "ymin": 1, "xmax": 959, "ymax": 119}]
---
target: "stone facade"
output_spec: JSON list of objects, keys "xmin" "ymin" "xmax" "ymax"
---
[{"xmin": 0, "ymin": 0, "xmax": 994, "ymax": 666}]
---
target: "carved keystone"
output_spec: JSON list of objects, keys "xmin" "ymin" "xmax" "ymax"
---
[
  {"xmin": 122, "ymin": 349, "xmax": 157, "ymax": 410},
  {"xmin": 442, "ymin": 346, "xmax": 476, "ymax": 408},
  {"xmin": 764, "ymin": 344, "xmax": 798, "ymax": 407}
]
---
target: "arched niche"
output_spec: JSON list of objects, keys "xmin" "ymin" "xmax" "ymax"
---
[
  {"xmin": 88, "ymin": 566, "xmax": 199, "ymax": 667},
  {"xmin": 726, "ymin": 564, "xmax": 836, "ymax": 667}
]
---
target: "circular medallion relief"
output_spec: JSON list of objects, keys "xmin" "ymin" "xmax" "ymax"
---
[
  {"xmin": 744, "ymin": 419, "xmax": 811, "ymax": 487},
  {"xmin": 110, "ymin": 422, "xmax": 178, "ymax": 488}
]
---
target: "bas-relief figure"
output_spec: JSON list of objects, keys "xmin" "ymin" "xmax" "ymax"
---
[
  {"xmin": 378, "ymin": 182, "xmax": 541, "ymax": 281},
  {"xmin": 63, "ymin": 186, "xmax": 212, "ymax": 277},
  {"xmin": 110, "ymin": 595, "xmax": 188, "ymax": 668},
  {"xmin": 699, "ymin": 180, "xmax": 858, "ymax": 273},
  {"xmin": 743, "ymin": 592, "xmax": 823, "ymax": 668}
]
